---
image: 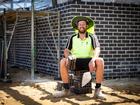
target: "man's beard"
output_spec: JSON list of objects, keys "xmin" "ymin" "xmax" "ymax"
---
[{"xmin": 78, "ymin": 28, "xmax": 87, "ymax": 34}]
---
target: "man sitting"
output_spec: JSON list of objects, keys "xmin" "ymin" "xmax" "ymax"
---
[{"xmin": 53, "ymin": 16, "xmax": 106, "ymax": 100}]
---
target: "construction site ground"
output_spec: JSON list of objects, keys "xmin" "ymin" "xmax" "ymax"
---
[{"xmin": 0, "ymin": 68, "xmax": 140, "ymax": 105}]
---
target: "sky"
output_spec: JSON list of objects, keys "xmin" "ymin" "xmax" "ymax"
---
[{"xmin": 0, "ymin": 0, "xmax": 52, "ymax": 11}]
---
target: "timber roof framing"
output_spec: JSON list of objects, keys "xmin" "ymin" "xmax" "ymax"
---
[{"xmin": 0, "ymin": 10, "xmax": 49, "ymax": 23}]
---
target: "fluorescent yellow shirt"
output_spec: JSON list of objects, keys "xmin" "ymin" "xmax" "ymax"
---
[
  {"xmin": 71, "ymin": 36, "xmax": 93, "ymax": 58},
  {"xmin": 66, "ymin": 33, "xmax": 100, "ymax": 58}
]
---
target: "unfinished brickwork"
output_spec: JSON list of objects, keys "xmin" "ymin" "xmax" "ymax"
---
[{"xmin": 8, "ymin": 1, "xmax": 140, "ymax": 79}]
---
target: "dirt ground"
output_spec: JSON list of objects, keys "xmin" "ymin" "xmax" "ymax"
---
[{"xmin": 0, "ymin": 68, "xmax": 140, "ymax": 105}]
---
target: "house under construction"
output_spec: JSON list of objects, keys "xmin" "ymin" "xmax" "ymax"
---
[{"xmin": 0, "ymin": 0, "xmax": 140, "ymax": 82}]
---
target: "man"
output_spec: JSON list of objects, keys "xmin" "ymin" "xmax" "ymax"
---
[{"xmin": 54, "ymin": 16, "xmax": 105, "ymax": 99}]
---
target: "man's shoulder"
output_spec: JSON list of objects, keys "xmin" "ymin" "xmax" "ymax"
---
[
  {"xmin": 88, "ymin": 33, "xmax": 94, "ymax": 38},
  {"xmin": 88, "ymin": 33, "xmax": 97, "ymax": 39},
  {"xmin": 88, "ymin": 33, "xmax": 95, "ymax": 36},
  {"xmin": 72, "ymin": 33, "xmax": 78, "ymax": 36},
  {"xmin": 70, "ymin": 33, "xmax": 77, "ymax": 39}
]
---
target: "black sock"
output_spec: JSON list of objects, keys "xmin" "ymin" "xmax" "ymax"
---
[
  {"xmin": 95, "ymin": 83, "xmax": 101, "ymax": 88},
  {"xmin": 63, "ymin": 83, "xmax": 70, "ymax": 89}
]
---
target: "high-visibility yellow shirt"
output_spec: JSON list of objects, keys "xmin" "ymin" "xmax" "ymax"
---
[{"xmin": 66, "ymin": 33, "xmax": 100, "ymax": 58}]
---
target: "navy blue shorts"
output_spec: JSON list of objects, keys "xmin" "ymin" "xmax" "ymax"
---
[{"xmin": 75, "ymin": 58, "xmax": 92, "ymax": 70}]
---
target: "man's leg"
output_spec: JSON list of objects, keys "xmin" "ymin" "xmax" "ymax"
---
[
  {"xmin": 89, "ymin": 57, "xmax": 106, "ymax": 100},
  {"xmin": 60, "ymin": 58, "xmax": 69, "ymax": 83},
  {"xmin": 53, "ymin": 58, "xmax": 70, "ymax": 97},
  {"xmin": 95, "ymin": 58, "xmax": 106, "ymax": 99},
  {"xmin": 60, "ymin": 58, "xmax": 70, "ymax": 89},
  {"xmin": 95, "ymin": 58, "xmax": 104, "ymax": 84}
]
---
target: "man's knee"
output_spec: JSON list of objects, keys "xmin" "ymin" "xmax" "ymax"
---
[
  {"xmin": 60, "ymin": 58, "xmax": 67, "ymax": 67},
  {"xmin": 95, "ymin": 58, "xmax": 104, "ymax": 65}
]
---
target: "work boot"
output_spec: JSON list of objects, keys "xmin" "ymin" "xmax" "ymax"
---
[
  {"xmin": 53, "ymin": 89, "xmax": 72, "ymax": 98},
  {"xmin": 94, "ymin": 88, "xmax": 106, "ymax": 100}
]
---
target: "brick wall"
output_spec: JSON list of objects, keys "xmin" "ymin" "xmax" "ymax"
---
[
  {"xmin": 8, "ymin": 13, "xmax": 60, "ymax": 76},
  {"xmin": 8, "ymin": 19, "xmax": 31, "ymax": 68},
  {"xmin": 51, "ymin": 1, "xmax": 140, "ymax": 79},
  {"xmin": 35, "ymin": 13, "xmax": 59, "ymax": 76},
  {"xmin": 8, "ymin": 1, "xmax": 140, "ymax": 79}
]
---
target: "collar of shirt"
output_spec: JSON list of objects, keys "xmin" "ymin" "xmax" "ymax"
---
[{"xmin": 77, "ymin": 32, "xmax": 88, "ymax": 38}]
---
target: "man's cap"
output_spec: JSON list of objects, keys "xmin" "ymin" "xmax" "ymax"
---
[{"xmin": 71, "ymin": 16, "xmax": 94, "ymax": 30}]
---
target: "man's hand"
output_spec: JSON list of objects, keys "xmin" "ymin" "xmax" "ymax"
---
[
  {"xmin": 89, "ymin": 58, "xmax": 96, "ymax": 72},
  {"xmin": 66, "ymin": 55, "xmax": 76, "ymax": 70},
  {"xmin": 64, "ymin": 49, "xmax": 70, "ymax": 58},
  {"xmin": 65, "ymin": 55, "xmax": 74, "ymax": 67},
  {"xmin": 91, "ymin": 58, "xmax": 96, "ymax": 63}
]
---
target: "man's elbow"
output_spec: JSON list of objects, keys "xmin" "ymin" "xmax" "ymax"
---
[{"xmin": 96, "ymin": 47, "xmax": 100, "ymax": 52}]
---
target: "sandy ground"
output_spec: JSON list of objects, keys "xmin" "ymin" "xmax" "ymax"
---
[{"xmin": 0, "ymin": 68, "xmax": 140, "ymax": 105}]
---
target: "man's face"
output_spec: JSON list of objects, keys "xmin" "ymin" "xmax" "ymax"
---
[{"xmin": 77, "ymin": 20, "xmax": 87, "ymax": 34}]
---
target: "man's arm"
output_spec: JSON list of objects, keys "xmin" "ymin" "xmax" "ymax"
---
[
  {"xmin": 93, "ymin": 47, "xmax": 100, "ymax": 58},
  {"xmin": 91, "ymin": 34, "xmax": 101, "ymax": 62},
  {"xmin": 64, "ymin": 35, "xmax": 73, "ymax": 58},
  {"xmin": 64, "ymin": 48, "xmax": 70, "ymax": 58},
  {"xmin": 91, "ymin": 47, "xmax": 100, "ymax": 62}
]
